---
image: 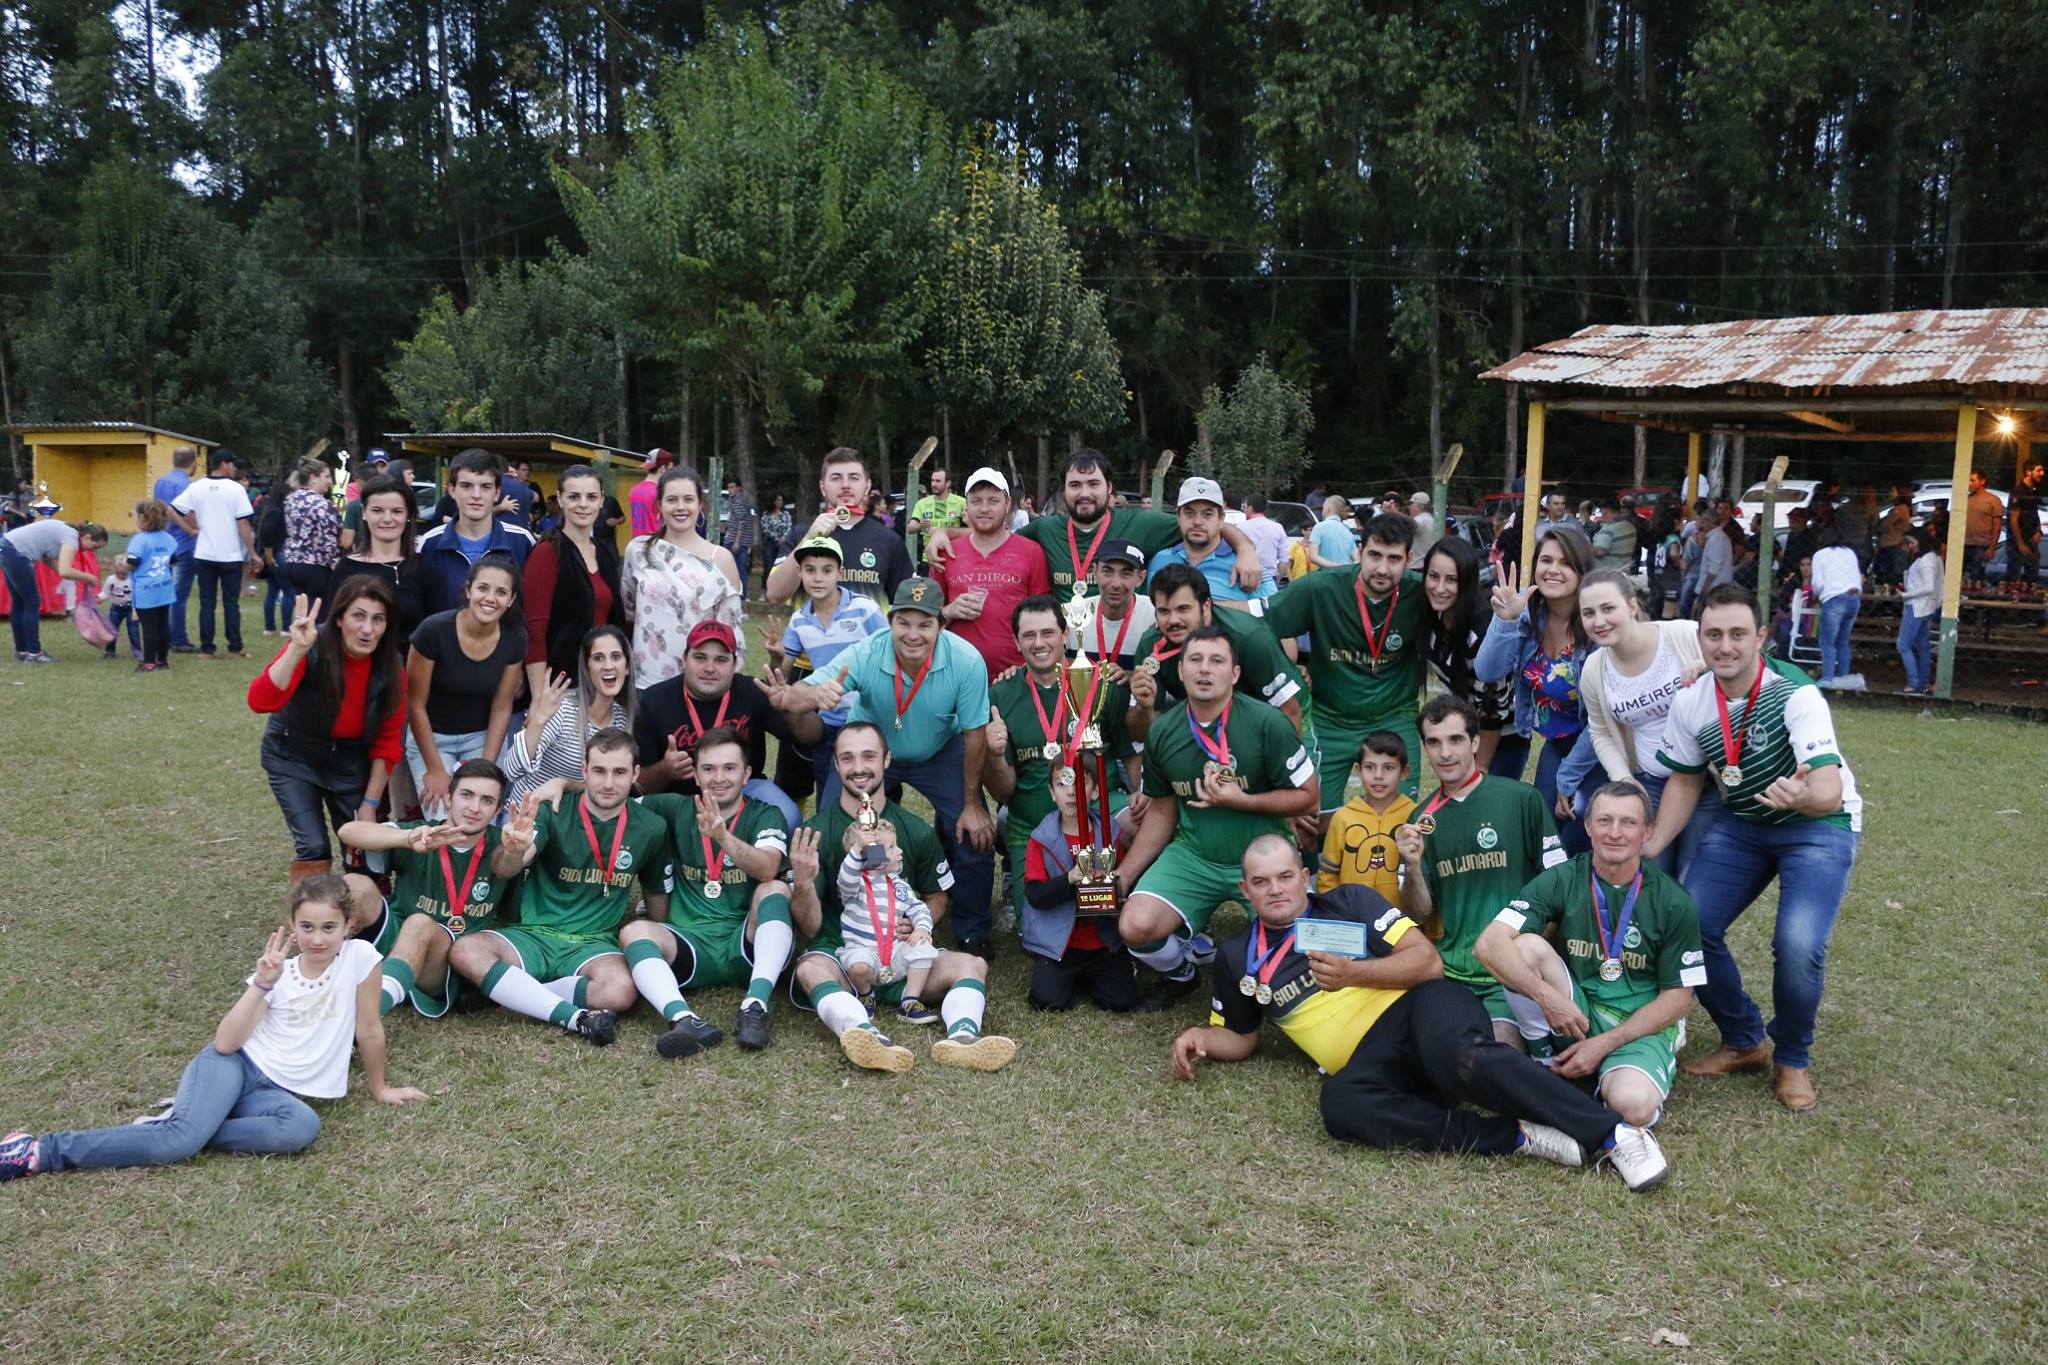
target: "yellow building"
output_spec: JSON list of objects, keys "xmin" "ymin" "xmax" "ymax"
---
[
  {"xmin": 9, "ymin": 423, "xmax": 216, "ymax": 528},
  {"xmin": 386, "ymin": 431, "xmax": 650, "ymax": 550}
]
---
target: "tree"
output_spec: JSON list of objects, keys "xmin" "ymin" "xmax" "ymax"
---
[
  {"xmin": 1195, "ymin": 357, "xmax": 1313, "ymax": 496},
  {"xmin": 16, "ymin": 161, "xmax": 329, "ymax": 459},
  {"xmin": 387, "ymin": 260, "xmax": 619, "ymax": 436}
]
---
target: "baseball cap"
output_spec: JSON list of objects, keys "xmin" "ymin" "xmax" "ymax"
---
[
  {"xmin": 1408, "ymin": 491, "xmax": 1429, "ymax": 506},
  {"xmin": 791, "ymin": 535, "xmax": 843, "ymax": 563},
  {"xmin": 965, "ymin": 466, "xmax": 1009, "ymax": 495},
  {"xmin": 890, "ymin": 577, "xmax": 944, "ymax": 617},
  {"xmin": 366, "ymin": 449, "xmax": 390, "ymax": 467},
  {"xmin": 1098, "ymin": 537, "xmax": 1147, "ymax": 570},
  {"xmin": 1176, "ymin": 476, "xmax": 1225, "ymax": 508},
  {"xmin": 643, "ymin": 447, "xmax": 676, "ymax": 472},
  {"xmin": 685, "ymin": 620, "xmax": 738, "ymax": 654}
]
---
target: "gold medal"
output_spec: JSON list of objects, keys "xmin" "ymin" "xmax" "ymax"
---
[
  {"xmin": 447, "ymin": 914, "xmax": 466, "ymax": 935},
  {"xmin": 1415, "ymin": 813, "xmax": 1437, "ymax": 836},
  {"xmin": 1238, "ymin": 974, "xmax": 1257, "ymax": 997},
  {"xmin": 1721, "ymin": 763, "xmax": 1743, "ymax": 787},
  {"xmin": 1213, "ymin": 764, "xmax": 1240, "ymax": 786},
  {"xmin": 834, "ymin": 505, "xmax": 853, "ymax": 528},
  {"xmin": 1042, "ymin": 740, "xmax": 1061, "ymax": 764},
  {"xmin": 1203, "ymin": 760, "xmax": 1223, "ymax": 786},
  {"xmin": 704, "ymin": 878, "xmax": 722, "ymax": 900}
]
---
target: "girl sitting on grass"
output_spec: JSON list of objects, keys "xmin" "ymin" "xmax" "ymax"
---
[{"xmin": 1, "ymin": 875, "xmax": 427, "ymax": 1181}]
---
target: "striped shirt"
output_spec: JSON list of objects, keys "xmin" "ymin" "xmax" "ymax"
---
[
  {"xmin": 780, "ymin": 588, "xmax": 888, "ymax": 726},
  {"xmin": 499, "ymin": 692, "xmax": 629, "ymax": 807},
  {"xmin": 835, "ymin": 851, "xmax": 933, "ymax": 951},
  {"xmin": 1657, "ymin": 657, "xmax": 1862, "ymax": 831}
]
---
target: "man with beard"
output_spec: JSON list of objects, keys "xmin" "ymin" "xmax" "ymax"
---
[{"xmin": 1128, "ymin": 565, "xmax": 1306, "ymax": 739}]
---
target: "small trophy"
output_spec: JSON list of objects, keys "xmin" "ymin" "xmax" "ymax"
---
[
  {"xmin": 1064, "ymin": 645, "xmax": 1120, "ymax": 916},
  {"xmin": 1073, "ymin": 845, "xmax": 1120, "ymax": 917},
  {"xmin": 856, "ymin": 788, "xmax": 881, "ymax": 833}
]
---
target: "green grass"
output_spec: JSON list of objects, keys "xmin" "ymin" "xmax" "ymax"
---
[{"xmin": 3, "ymin": 607, "xmax": 2045, "ymax": 1363}]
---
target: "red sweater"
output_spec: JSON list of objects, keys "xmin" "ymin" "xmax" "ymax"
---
[
  {"xmin": 248, "ymin": 645, "xmax": 407, "ymax": 765},
  {"xmin": 521, "ymin": 538, "xmax": 616, "ymax": 666}
]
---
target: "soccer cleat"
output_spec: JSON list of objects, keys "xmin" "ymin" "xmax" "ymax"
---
[
  {"xmin": 0, "ymin": 1131, "xmax": 41, "ymax": 1180},
  {"xmin": 1135, "ymin": 968, "xmax": 1202, "ymax": 1014},
  {"xmin": 1514, "ymin": 1121, "xmax": 1585, "ymax": 1169},
  {"xmin": 895, "ymin": 998, "xmax": 940, "ymax": 1026},
  {"xmin": 734, "ymin": 1001, "xmax": 772, "ymax": 1051},
  {"xmin": 838, "ymin": 1025, "xmax": 914, "ymax": 1074},
  {"xmin": 1604, "ymin": 1123, "xmax": 1670, "ymax": 1192},
  {"xmin": 655, "ymin": 1012, "xmax": 724, "ymax": 1059},
  {"xmin": 572, "ymin": 1008, "xmax": 619, "ymax": 1046},
  {"xmin": 1188, "ymin": 933, "xmax": 1218, "ymax": 968},
  {"xmin": 931, "ymin": 1033, "xmax": 1018, "ymax": 1073}
]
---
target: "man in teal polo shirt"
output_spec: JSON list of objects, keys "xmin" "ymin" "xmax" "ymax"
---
[{"xmin": 781, "ymin": 577, "xmax": 999, "ymax": 956}]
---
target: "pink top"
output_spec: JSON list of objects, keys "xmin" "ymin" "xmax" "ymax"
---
[
  {"xmin": 629, "ymin": 480, "xmax": 660, "ymax": 537},
  {"xmin": 931, "ymin": 530, "xmax": 1051, "ymax": 675}
]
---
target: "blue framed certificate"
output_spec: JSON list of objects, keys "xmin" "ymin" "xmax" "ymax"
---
[{"xmin": 1293, "ymin": 917, "xmax": 1369, "ymax": 959}]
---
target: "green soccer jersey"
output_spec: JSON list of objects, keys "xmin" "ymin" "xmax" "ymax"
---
[
  {"xmin": 990, "ymin": 669, "xmax": 1137, "ymax": 845},
  {"xmin": 1133, "ymin": 608, "xmax": 1305, "ymax": 716},
  {"xmin": 518, "ymin": 797, "xmax": 671, "ymax": 938},
  {"xmin": 1419, "ymin": 775, "xmax": 1564, "ymax": 982},
  {"xmin": 1496, "ymin": 854, "xmax": 1707, "ymax": 1015},
  {"xmin": 1024, "ymin": 508, "xmax": 1181, "ymax": 597},
  {"xmin": 1656, "ymin": 656, "xmax": 1864, "ymax": 831},
  {"xmin": 803, "ymin": 797, "xmax": 954, "ymax": 951},
  {"xmin": 638, "ymin": 793, "xmax": 790, "ymax": 936},
  {"xmin": 1142, "ymin": 695, "xmax": 1316, "ymax": 864},
  {"xmin": 1264, "ymin": 567, "xmax": 1428, "ymax": 727},
  {"xmin": 384, "ymin": 821, "xmax": 516, "ymax": 930}
]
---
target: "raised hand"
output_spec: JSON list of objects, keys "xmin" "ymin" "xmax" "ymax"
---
[
  {"xmin": 1489, "ymin": 562, "xmax": 1536, "ymax": 622},
  {"xmin": 762, "ymin": 664, "xmax": 794, "ymax": 710},
  {"xmin": 694, "ymin": 791, "xmax": 727, "ymax": 841},
  {"xmin": 810, "ymin": 664, "xmax": 850, "ymax": 713},
  {"xmin": 531, "ymin": 670, "xmax": 572, "ymax": 728},
  {"xmin": 501, "ymin": 794, "xmax": 539, "ymax": 859},
  {"xmin": 1127, "ymin": 665, "xmax": 1158, "ymax": 710},
  {"xmin": 985, "ymin": 715, "xmax": 1009, "ymax": 757},
  {"xmin": 253, "ymin": 925, "xmax": 290, "ymax": 989},
  {"xmin": 1393, "ymin": 822, "xmax": 1425, "ymax": 865},
  {"xmin": 661, "ymin": 734, "xmax": 696, "ymax": 781},
  {"xmin": 286, "ymin": 594, "xmax": 321, "ymax": 651},
  {"xmin": 787, "ymin": 826, "xmax": 821, "ymax": 885}
]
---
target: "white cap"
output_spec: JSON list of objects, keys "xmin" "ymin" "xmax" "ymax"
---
[
  {"xmin": 965, "ymin": 466, "xmax": 1009, "ymax": 495},
  {"xmin": 1176, "ymin": 475, "xmax": 1225, "ymax": 508},
  {"xmin": 1409, "ymin": 491, "xmax": 1430, "ymax": 506}
]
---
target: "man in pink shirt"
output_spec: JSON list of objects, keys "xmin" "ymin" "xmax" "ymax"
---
[
  {"xmin": 932, "ymin": 466, "xmax": 1051, "ymax": 676},
  {"xmin": 630, "ymin": 449, "xmax": 673, "ymax": 537}
]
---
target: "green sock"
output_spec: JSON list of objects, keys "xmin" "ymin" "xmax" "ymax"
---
[{"xmin": 379, "ymin": 960, "xmax": 415, "ymax": 1016}]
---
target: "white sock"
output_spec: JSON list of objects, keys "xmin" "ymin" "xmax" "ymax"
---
[
  {"xmin": 380, "ymin": 977, "xmax": 406, "ymax": 1011},
  {"xmin": 941, "ymin": 981, "xmax": 987, "ymax": 1039},
  {"xmin": 748, "ymin": 920, "xmax": 794, "ymax": 1002},
  {"xmin": 543, "ymin": 976, "xmax": 583, "ymax": 1004},
  {"xmin": 487, "ymin": 964, "xmax": 574, "ymax": 1026},
  {"xmin": 630, "ymin": 954, "xmax": 692, "ymax": 1022},
  {"xmin": 1131, "ymin": 934, "xmax": 1192, "ymax": 976},
  {"xmin": 816, "ymin": 988, "xmax": 869, "ymax": 1036}
]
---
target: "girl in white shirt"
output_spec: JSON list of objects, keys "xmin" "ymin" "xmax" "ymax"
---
[
  {"xmin": 1, "ymin": 876, "xmax": 426, "ymax": 1180},
  {"xmin": 1897, "ymin": 527, "xmax": 1942, "ymax": 695}
]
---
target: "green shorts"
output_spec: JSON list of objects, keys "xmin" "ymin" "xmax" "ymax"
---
[
  {"xmin": 485, "ymin": 927, "xmax": 622, "ymax": 982},
  {"xmin": 1316, "ymin": 713, "xmax": 1421, "ymax": 811},
  {"xmin": 1131, "ymin": 841, "xmax": 1246, "ymax": 936},
  {"xmin": 786, "ymin": 949, "xmax": 908, "ymax": 1011},
  {"xmin": 661, "ymin": 919, "xmax": 755, "ymax": 990},
  {"xmin": 1552, "ymin": 981, "xmax": 1683, "ymax": 1099}
]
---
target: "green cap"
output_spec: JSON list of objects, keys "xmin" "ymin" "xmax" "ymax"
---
[
  {"xmin": 791, "ymin": 535, "xmax": 843, "ymax": 563},
  {"xmin": 890, "ymin": 577, "xmax": 944, "ymax": 616}
]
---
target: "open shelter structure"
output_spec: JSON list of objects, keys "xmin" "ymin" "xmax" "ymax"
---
[
  {"xmin": 1480, "ymin": 308, "xmax": 2048, "ymax": 699},
  {"xmin": 7, "ymin": 422, "xmax": 216, "ymax": 529}
]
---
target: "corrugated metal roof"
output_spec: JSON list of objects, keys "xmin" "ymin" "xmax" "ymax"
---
[
  {"xmin": 6, "ymin": 421, "xmax": 215, "ymax": 445},
  {"xmin": 386, "ymin": 431, "xmax": 644, "ymax": 459},
  {"xmin": 1480, "ymin": 308, "xmax": 2048, "ymax": 393}
]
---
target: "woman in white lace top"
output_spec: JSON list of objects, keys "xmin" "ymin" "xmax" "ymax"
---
[{"xmin": 620, "ymin": 465, "xmax": 743, "ymax": 689}]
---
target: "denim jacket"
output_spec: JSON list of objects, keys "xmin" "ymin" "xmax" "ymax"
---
[{"xmin": 1473, "ymin": 605, "xmax": 1600, "ymax": 800}]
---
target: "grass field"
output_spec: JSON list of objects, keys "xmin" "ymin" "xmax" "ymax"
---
[{"xmin": 2, "ymin": 606, "xmax": 2045, "ymax": 1363}]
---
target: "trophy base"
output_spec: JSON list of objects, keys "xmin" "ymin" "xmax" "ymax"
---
[{"xmin": 1075, "ymin": 881, "xmax": 1121, "ymax": 917}]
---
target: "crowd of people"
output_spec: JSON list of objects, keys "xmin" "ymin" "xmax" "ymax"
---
[{"xmin": 4, "ymin": 444, "xmax": 1874, "ymax": 1205}]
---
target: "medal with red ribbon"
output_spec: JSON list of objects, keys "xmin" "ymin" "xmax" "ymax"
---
[
  {"xmin": 579, "ymin": 796, "xmax": 630, "ymax": 897},
  {"xmin": 439, "ymin": 838, "xmax": 485, "ymax": 931},
  {"xmin": 700, "ymin": 800, "xmax": 743, "ymax": 900},
  {"xmin": 1590, "ymin": 869, "xmax": 1643, "ymax": 983},
  {"xmin": 861, "ymin": 870, "xmax": 898, "ymax": 982},
  {"xmin": 892, "ymin": 650, "xmax": 934, "ymax": 731},
  {"xmin": 1027, "ymin": 675, "xmax": 1073, "ymax": 765},
  {"xmin": 1065, "ymin": 514, "xmax": 1113, "ymax": 598},
  {"xmin": 1237, "ymin": 920, "xmax": 1297, "ymax": 1005},
  {"xmin": 1714, "ymin": 658, "xmax": 1767, "ymax": 788},
  {"xmin": 1354, "ymin": 573, "xmax": 1402, "ymax": 674},
  {"xmin": 1413, "ymin": 768, "xmax": 1482, "ymax": 837}
]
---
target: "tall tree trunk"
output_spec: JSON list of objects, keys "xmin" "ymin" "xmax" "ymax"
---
[
  {"xmin": 679, "ymin": 375, "xmax": 692, "ymax": 462},
  {"xmin": 613, "ymin": 327, "xmax": 629, "ymax": 448},
  {"xmin": 875, "ymin": 422, "xmax": 891, "ymax": 495},
  {"xmin": 1036, "ymin": 433, "xmax": 1050, "ymax": 507},
  {"xmin": 732, "ymin": 396, "xmax": 757, "ymax": 500},
  {"xmin": 1135, "ymin": 388, "xmax": 1148, "ymax": 444},
  {"xmin": 1427, "ymin": 283, "xmax": 1443, "ymax": 469},
  {"xmin": 941, "ymin": 406, "xmax": 951, "ymax": 471},
  {"xmin": 337, "ymin": 342, "xmax": 360, "ymax": 457}
]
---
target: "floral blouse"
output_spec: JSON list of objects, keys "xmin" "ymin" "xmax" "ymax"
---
[
  {"xmin": 283, "ymin": 489, "xmax": 340, "ymax": 568},
  {"xmin": 620, "ymin": 535, "xmax": 744, "ymax": 689}
]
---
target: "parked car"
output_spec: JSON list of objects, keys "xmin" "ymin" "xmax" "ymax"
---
[
  {"xmin": 1734, "ymin": 478, "xmax": 1823, "ymax": 536},
  {"xmin": 1267, "ymin": 500, "xmax": 1316, "ymax": 539}
]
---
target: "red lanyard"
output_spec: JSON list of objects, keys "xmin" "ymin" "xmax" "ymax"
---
[
  {"xmin": 578, "ymin": 797, "xmax": 630, "ymax": 897},
  {"xmin": 701, "ymin": 801, "xmax": 743, "ymax": 893},
  {"xmin": 1094, "ymin": 607, "xmax": 1134, "ymax": 662},
  {"xmin": 1026, "ymin": 676, "xmax": 1071, "ymax": 751},
  {"xmin": 1418, "ymin": 769, "xmax": 1483, "ymax": 823},
  {"xmin": 1186, "ymin": 695, "xmax": 1233, "ymax": 766},
  {"xmin": 1149, "ymin": 639, "xmax": 1182, "ymax": 666},
  {"xmin": 681, "ymin": 688, "xmax": 731, "ymax": 744},
  {"xmin": 1249, "ymin": 921, "xmax": 1296, "ymax": 989},
  {"xmin": 1714, "ymin": 659, "xmax": 1767, "ymax": 768},
  {"xmin": 893, "ymin": 650, "xmax": 934, "ymax": 723},
  {"xmin": 439, "ymin": 840, "xmax": 485, "ymax": 915},
  {"xmin": 861, "ymin": 871, "xmax": 897, "ymax": 969},
  {"xmin": 1355, "ymin": 574, "xmax": 1401, "ymax": 666},
  {"xmin": 1065, "ymin": 515, "xmax": 1112, "ymax": 589}
]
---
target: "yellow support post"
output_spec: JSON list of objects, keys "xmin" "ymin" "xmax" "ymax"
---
[
  {"xmin": 1519, "ymin": 402, "xmax": 1546, "ymax": 583},
  {"xmin": 1684, "ymin": 432, "xmax": 1702, "ymax": 518},
  {"xmin": 1934, "ymin": 405, "xmax": 1977, "ymax": 700}
]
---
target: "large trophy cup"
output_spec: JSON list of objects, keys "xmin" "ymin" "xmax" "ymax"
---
[{"xmin": 1062, "ymin": 595, "xmax": 1121, "ymax": 916}]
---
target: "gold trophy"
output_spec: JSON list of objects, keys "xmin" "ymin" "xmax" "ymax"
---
[{"xmin": 1065, "ymin": 638, "xmax": 1120, "ymax": 916}]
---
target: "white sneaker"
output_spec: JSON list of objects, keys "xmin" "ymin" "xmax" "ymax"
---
[
  {"xmin": 1605, "ymin": 1122, "xmax": 1669, "ymax": 1192},
  {"xmin": 1514, "ymin": 1121, "xmax": 1584, "ymax": 1168}
]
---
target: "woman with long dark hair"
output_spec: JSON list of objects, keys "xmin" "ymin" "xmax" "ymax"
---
[
  {"xmin": 1418, "ymin": 536, "xmax": 1513, "ymax": 772},
  {"xmin": 500, "ymin": 624, "xmax": 636, "ymax": 806},
  {"xmin": 336, "ymin": 475, "xmax": 426, "ymax": 640},
  {"xmin": 1475, "ymin": 524, "xmax": 1598, "ymax": 854},
  {"xmin": 279, "ymin": 456, "xmax": 342, "ymax": 616},
  {"xmin": 521, "ymin": 464, "xmax": 624, "ymax": 695},
  {"xmin": 405, "ymin": 553, "xmax": 524, "ymax": 819},
  {"xmin": 248, "ymin": 577, "xmax": 407, "ymax": 886},
  {"xmin": 620, "ymin": 464, "xmax": 742, "ymax": 689}
]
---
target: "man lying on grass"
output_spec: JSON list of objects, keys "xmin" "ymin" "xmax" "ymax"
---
[{"xmin": 1169, "ymin": 835, "xmax": 1670, "ymax": 1193}]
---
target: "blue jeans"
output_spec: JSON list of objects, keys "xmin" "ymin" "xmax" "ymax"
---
[
  {"xmin": 1677, "ymin": 566, "xmax": 1702, "ymax": 620},
  {"xmin": 195, "ymin": 559, "xmax": 245, "ymax": 653},
  {"xmin": 37, "ymin": 1046, "xmax": 319, "ymax": 1173},
  {"xmin": 823, "ymin": 732, "xmax": 996, "ymax": 945},
  {"xmin": 1487, "ymin": 732, "xmax": 1532, "ymax": 782},
  {"xmin": 1682, "ymin": 817, "xmax": 1858, "ymax": 1070},
  {"xmin": 1818, "ymin": 593, "xmax": 1860, "ymax": 680},
  {"xmin": 1633, "ymin": 768, "xmax": 1724, "ymax": 881},
  {"xmin": 1, "ymin": 540, "xmax": 43, "ymax": 655},
  {"xmin": 106, "ymin": 602, "xmax": 140, "ymax": 656},
  {"xmin": 263, "ymin": 565, "xmax": 291, "ymax": 631},
  {"xmin": 1533, "ymin": 736, "xmax": 1590, "ymax": 857},
  {"xmin": 1896, "ymin": 606, "xmax": 1933, "ymax": 690},
  {"xmin": 404, "ymin": 726, "xmax": 490, "ymax": 816},
  {"xmin": 170, "ymin": 552, "xmax": 196, "ymax": 647}
]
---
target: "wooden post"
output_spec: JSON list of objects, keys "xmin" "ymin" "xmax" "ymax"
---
[
  {"xmin": 1433, "ymin": 442, "xmax": 1464, "ymax": 542},
  {"xmin": 1755, "ymin": 456, "xmax": 1790, "ymax": 627},
  {"xmin": 707, "ymin": 455, "xmax": 725, "ymax": 546},
  {"xmin": 904, "ymin": 437, "xmax": 937, "ymax": 567},
  {"xmin": 1935, "ymin": 405, "xmax": 1977, "ymax": 700},
  {"xmin": 1684, "ymin": 432, "xmax": 1702, "ymax": 517},
  {"xmin": 1150, "ymin": 449, "xmax": 1177, "ymax": 511},
  {"xmin": 1518, "ymin": 402, "xmax": 1546, "ymax": 582}
]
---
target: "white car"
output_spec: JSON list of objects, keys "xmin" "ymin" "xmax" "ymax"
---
[
  {"xmin": 1735, "ymin": 479, "xmax": 1822, "ymax": 536},
  {"xmin": 1911, "ymin": 482, "xmax": 2006, "ymax": 525}
]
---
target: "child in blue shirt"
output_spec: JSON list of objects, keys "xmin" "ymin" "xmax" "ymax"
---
[
  {"xmin": 777, "ymin": 536, "xmax": 887, "ymax": 787},
  {"xmin": 127, "ymin": 498, "xmax": 181, "ymax": 671}
]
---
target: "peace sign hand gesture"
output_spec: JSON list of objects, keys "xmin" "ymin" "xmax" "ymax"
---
[
  {"xmin": 1488, "ymin": 562, "xmax": 1536, "ymax": 623},
  {"xmin": 501, "ymin": 794, "xmax": 540, "ymax": 859},
  {"xmin": 694, "ymin": 791, "xmax": 729, "ymax": 841},
  {"xmin": 253, "ymin": 925, "xmax": 291, "ymax": 989},
  {"xmin": 285, "ymin": 595, "xmax": 322, "ymax": 652}
]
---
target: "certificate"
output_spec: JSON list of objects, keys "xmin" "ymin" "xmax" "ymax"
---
[{"xmin": 1292, "ymin": 917, "xmax": 1369, "ymax": 959}]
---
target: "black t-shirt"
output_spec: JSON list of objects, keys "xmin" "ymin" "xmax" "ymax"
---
[
  {"xmin": 338, "ymin": 557, "xmax": 427, "ymax": 642},
  {"xmin": 2013, "ymin": 485, "xmax": 2042, "ymax": 541},
  {"xmin": 819, "ymin": 517, "xmax": 913, "ymax": 607},
  {"xmin": 634, "ymin": 672, "xmax": 798, "ymax": 786},
  {"xmin": 409, "ymin": 609, "xmax": 528, "ymax": 733}
]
